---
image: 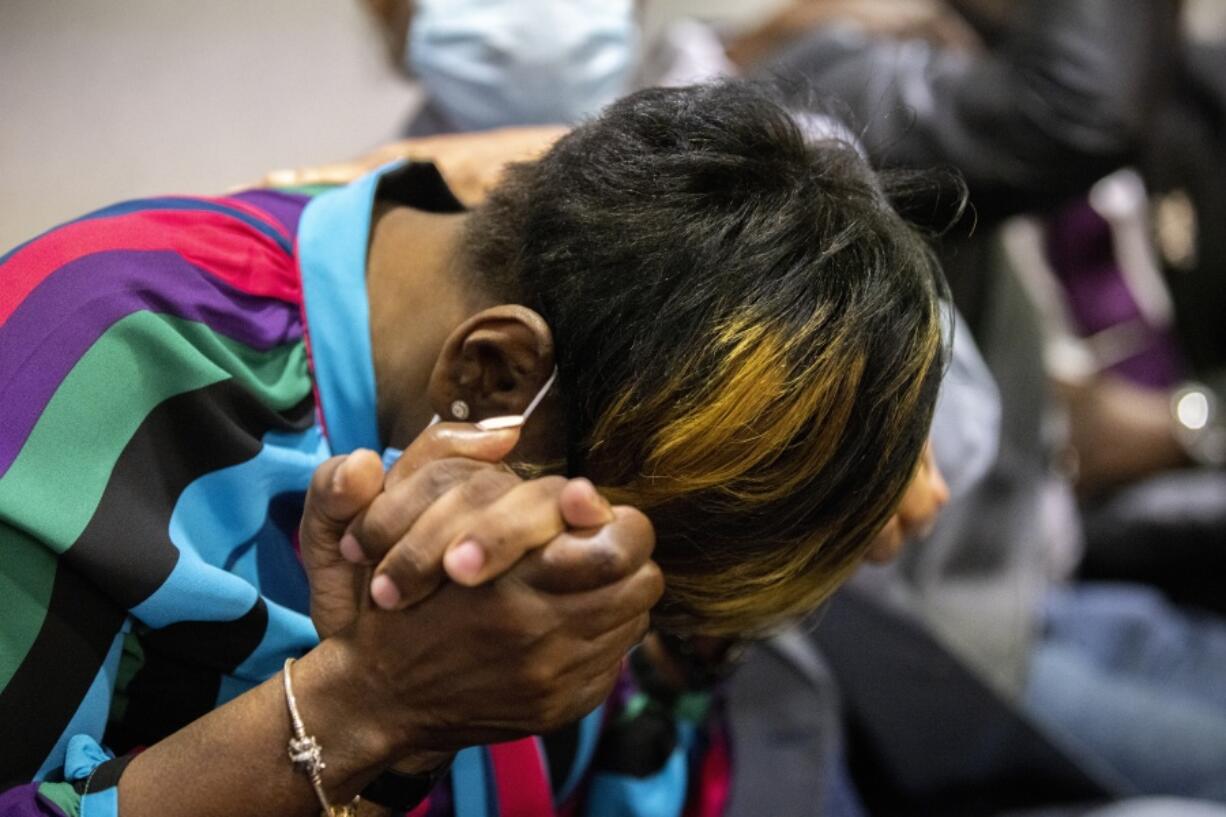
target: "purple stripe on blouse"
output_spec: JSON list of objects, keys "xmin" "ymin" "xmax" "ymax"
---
[
  {"xmin": 0, "ymin": 249, "xmax": 302, "ymax": 477},
  {"xmin": 228, "ymin": 190, "xmax": 312, "ymax": 239}
]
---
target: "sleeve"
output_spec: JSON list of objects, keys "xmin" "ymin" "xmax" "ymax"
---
[
  {"xmin": 580, "ymin": 653, "xmax": 727, "ymax": 817},
  {"xmin": 0, "ymin": 786, "xmax": 71, "ymax": 817},
  {"xmin": 758, "ymin": 0, "xmax": 1179, "ymax": 221},
  {"xmin": 0, "ymin": 737, "xmax": 134, "ymax": 817},
  {"xmin": 582, "ymin": 713, "xmax": 707, "ymax": 817},
  {"xmin": 0, "ymin": 199, "xmax": 311, "ymax": 809}
]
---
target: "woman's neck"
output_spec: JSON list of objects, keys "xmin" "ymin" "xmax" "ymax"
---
[{"xmin": 365, "ymin": 203, "xmax": 481, "ymax": 448}]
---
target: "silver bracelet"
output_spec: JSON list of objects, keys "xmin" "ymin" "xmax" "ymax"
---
[{"xmin": 283, "ymin": 658, "xmax": 359, "ymax": 817}]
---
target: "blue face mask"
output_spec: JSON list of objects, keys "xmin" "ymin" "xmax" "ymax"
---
[{"xmin": 407, "ymin": 0, "xmax": 638, "ymax": 131}]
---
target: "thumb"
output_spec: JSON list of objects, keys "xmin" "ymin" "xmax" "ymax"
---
[{"xmin": 300, "ymin": 449, "xmax": 385, "ymax": 567}]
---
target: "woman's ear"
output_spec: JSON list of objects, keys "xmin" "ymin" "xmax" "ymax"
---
[{"xmin": 427, "ymin": 305, "xmax": 555, "ymax": 422}]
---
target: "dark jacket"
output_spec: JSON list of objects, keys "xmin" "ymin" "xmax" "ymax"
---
[
  {"xmin": 756, "ymin": 0, "xmax": 1183, "ymax": 348},
  {"xmin": 757, "ymin": 0, "xmax": 1179, "ymax": 224}
]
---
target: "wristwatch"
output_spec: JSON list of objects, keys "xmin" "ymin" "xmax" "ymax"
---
[{"xmin": 1170, "ymin": 382, "xmax": 1226, "ymax": 467}]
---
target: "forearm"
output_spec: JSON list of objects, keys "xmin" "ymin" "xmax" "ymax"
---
[
  {"xmin": 117, "ymin": 640, "xmax": 395, "ymax": 817},
  {"xmin": 259, "ymin": 126, "xmax": 567, "ymax": 207}
]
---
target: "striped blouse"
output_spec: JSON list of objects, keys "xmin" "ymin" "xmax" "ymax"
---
[{"xmin": 0, "ymin": 162, "xmax": 723, "ymax": 817}]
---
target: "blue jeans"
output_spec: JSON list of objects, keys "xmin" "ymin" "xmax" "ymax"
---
[{"xmin": 1023, "ymin": 583, "xmax": 1226, "ymax": 801}]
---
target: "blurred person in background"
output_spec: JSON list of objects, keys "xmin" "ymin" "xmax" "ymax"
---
[
  {"xmin": 748, "ymin": 0, "xmax": 1226, "ymax": 510},
  {"xmin": 733, "ymin": 0, "xmax": 1226, "ymax": 803},
  {"xmin": 1047, "ymin": 35, "xmax": 1226, "ymax": 617},
  {"xmin": 357, "ymin": 0, "xmax": 983, "ymax": 139},
  {"xmin": 363, "ymin": 0, "xmax": 640, "ymax": 135}
]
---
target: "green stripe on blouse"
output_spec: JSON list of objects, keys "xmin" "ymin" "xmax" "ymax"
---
[
  {"xmin": 0, "ymin": 524, "xmax": 58, "ymax": 692},
  {"xmin": 0, "ymin": 311, "xmax": 310, "ymax": 554}
]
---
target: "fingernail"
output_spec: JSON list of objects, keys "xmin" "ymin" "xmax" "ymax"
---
[
  {"xmin": 444, "ymin": 541, "xmax": 485, "ymax": 583},
  {"xmin": 339, "ymin": 533, "xmax": 364, "ymax": 563},
  {"xmin": 575, "ymin": 477, "xmax": 613, "ymax": 515},
  {"xmin": 331, "ymin": 455, "xmax": 349, "ymax": 492},
  {"xmin": 573, "ymin": 477, "xmax": 597, "ymax": 501},
  {"xmin": 475, "ymin": 415, "xmax": 524, "ymax": 432},
  {"xmin": 371, "ymin": 574, "xmax": 401, "ymax": 609}
]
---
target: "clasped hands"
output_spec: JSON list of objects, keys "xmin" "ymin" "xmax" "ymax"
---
[{"xmin": 296, "ymin": 419, "xmax": 662, "ymax": 771}]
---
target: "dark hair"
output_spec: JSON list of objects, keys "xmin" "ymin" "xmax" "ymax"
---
[{"xmin": 466, "ymin": 81, "xmax": 951, "ymax": 635}]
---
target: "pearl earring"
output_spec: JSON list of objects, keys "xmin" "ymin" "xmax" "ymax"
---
[{"xmin": 450, "ymin": 400, "xmax": 470, "ymax": 420}]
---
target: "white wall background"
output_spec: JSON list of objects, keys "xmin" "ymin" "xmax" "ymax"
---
[
  {"xmin": 0, "ymin": 0, "xmax": 421, "ymax": 249},
  {"xmin": 0, "ymin": 0, "xmax": 784, "ymax": 250}
]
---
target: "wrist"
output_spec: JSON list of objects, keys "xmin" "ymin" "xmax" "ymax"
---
[
  {"xmin": 294, "ymin": 639, "xmax": 402, "ymax": 783},
  {"xmin": 309, "ymin": 631, "xmax": 453, "ymax": 767},
  {"xmin": 390, "ymin": 750, "xmax": 455, "ymax": 775}
]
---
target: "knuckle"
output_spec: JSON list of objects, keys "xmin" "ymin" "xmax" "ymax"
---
[
  {"xmin": 357, "ymin": 505, "xmax": 398, "ymax": 551},
  {"xmin": 380, "ymin": 541, "xmax": 430, "ymax": 587},
  {"xmin": 586, "ymin": 677, "xmax": 617, "ymax": 710},
  {"xmin": 628, "ymin": 613, "xmax": 652, "ymax": 646},
  {"xmin": 531, "ymin": 683, "xmax": 576, "ymax": 730},
  {"xmin": 357, "ymin": 505, "xmax": 394, "ymax": 549},
  {"xmin": 641, "ymin": 563, "xmax": 666, "ymax": 606},
  {"xmin": 536, "ymin": 475, "xmax": 569, "ymax": 495},
  {"xmin": 307, "ymin": 460, "xmax": 334, "ymax": 500},
  {"xmin": 538, "ymin": 700, "xmax": 572, "ymax": 732},
  {"xmin": 458, "ymin": 468, "xmax": 515, "ymax": 509},
  {"xmin": 520, "ymin": 662, "xmax": 555, "ymax": 695},
  {"xmin": 498, "ymin": 611, "xmax": 545, "ymax": 652},
  {"xmin": 585, "ymin": 542, "xmax": 630, "ymax": 585},
  {"xmin": 420, "ymin": 458, "xmax": 476, "ymax": 499},
  {"xmin": 413, "ymin": 423, "xmax": 459, "ymax": 458},
  {"xmin": 519, "ymin": 612, "xmax": 553, "ymax": 645},
  {"xmin": 393, "ymin": 542, "xmax": 432, "ymax": 580},
  {"xmin": 621, "ymin": 508, "xmax": 657, "ymax": 556},
  {"xmin": 304, "ymin": 458, "xmax": 344, "ymax": 519}
]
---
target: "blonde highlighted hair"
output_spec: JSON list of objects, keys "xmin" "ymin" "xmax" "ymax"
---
[{"xmin": 467, "ymin": 82, "xmax": 951, "ymax": 636}]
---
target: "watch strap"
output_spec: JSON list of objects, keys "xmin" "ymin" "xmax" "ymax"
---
[{"xmin": 360, "ymin": 759, "xmax": 452, "ymax": 812}]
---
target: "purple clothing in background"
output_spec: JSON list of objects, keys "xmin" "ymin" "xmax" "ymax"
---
[{"xmin": 1046, "ymin": 198, "xmax": 1184, "ymax": 389}]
